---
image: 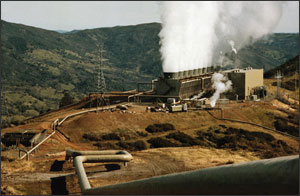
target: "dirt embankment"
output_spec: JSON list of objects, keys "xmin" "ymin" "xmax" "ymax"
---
[{"xmin": 1, "ymin": 101, "xmax": 298, "ymax": 195}]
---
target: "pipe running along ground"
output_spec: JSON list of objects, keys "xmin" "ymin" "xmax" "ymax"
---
[
  {"xmin": 205, "ymin": 109, "xmax": 298, "ymax": 140},
  {"xmin": 69, "ymin": 151, "xmax": 298, "ymax": 195},
  {"xmin": 66, "ymin": 149, "xmax": 133, "ymax": 193}
]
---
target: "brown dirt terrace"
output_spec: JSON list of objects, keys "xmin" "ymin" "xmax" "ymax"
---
[{"xmin": 1, "ymin": 100, "xmax": 299, "ymax": 195}]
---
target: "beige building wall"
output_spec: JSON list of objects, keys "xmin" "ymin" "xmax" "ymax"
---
[{"xmin": 245, "ymin": 69, "xmax": 264, "ymax": 97}]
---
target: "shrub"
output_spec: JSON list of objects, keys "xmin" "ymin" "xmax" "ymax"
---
[
  {"xmin": 116, "ymin": 140, "xmax": 147, "ymax": 151},
  {"xmin": 251, "ymin": 131, "xmax": 275, "ymax": 142},
  {"xmin": 145, "ymin": 123, "xmax": 175, "ymax": 133},
  {"xmin": 132, "ymin": 140, "xmax": 147, "ymax": 151},
  {"xmin": 274, "ymin": 119, "xmax": 288, "ymax": 132},
  {"xmin": 286, "ymin": 126, "xmax": 299, "ymax": 137},
  {"xmin": 219, "ymin": 124, "xmax": 227, "ymax": 129},
  {"xmin": 59, "ymin": 92, "xmax": 74, "ymax": 108},
  {"xmin": 274, "ymin": 118, "xmax": 298, "ymax": 137},
  {"xmin": 145, "ymin": 125, "xmax": 158, "ymax": 133},
  {"xmin": 215, "ymin": 136, "xmax": 237, "ymax": 148},
  {"xmin": 166, "ymin": 132, "xmax": 202, "ymax": 146},
  {"xmin": 147, "ymin": 137, "xmax": 179, "ymax": 148},
  {"xmin": 94, "ymin": 142, "xmax": 119, "ymax": 150},
  {"xmin": 24, "ymin": 109, "xmax": 40, "ymax": 117},
  {"xmin": 214, "ymin": 129, "xmax": 221, "ymax": 133},
  {"xmin": 136, "ymin": 131, "xmax": 148, "ymax": 137},
  {"xmin": 102, "ymin": 133, "xmax": 121, "ymax": 140},
  {"xmin": 82, "ymin": 133, "xmax": 102, "ymax": 141},
  {"xmin": 112, "ymin": 128, "xmax": 138, "ymax": 140}
]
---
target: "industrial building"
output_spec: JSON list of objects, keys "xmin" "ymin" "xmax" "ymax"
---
[
  {"xmin": 106, "ymin": 66, "xmax": 264, "ymax": 105},
  {"xmin": 153, "ymin": 67, "xmax": 215, "ymax": 99},
  {"xmin": 152, "ymin": 66, "xmax": 264, "ymax": 101},
  {"xmin": 223, "ymin": 67, "xmax": 265, "ymax": 100}
]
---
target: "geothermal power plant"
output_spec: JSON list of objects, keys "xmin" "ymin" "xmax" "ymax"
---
[{"xmin": 134, "ymin": 66, "xmax": 265, "ymax": 103}]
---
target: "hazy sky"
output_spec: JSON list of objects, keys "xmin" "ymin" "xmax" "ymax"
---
[{"xmin": 1, "ymin": 1, "xmax": 299, "ymax": 32}]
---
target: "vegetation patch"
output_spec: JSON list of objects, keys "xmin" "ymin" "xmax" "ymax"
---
[
  {"xmin": 101, "ymin": 133, "xmax": 121, "ymax": 141},
  {"xmin": 145, "ymin": 123, "xmax": 175, "ymax": 133},
  {"xmin": 166, "ymin": 132, "xmax": 203, "ymax": 146},
  {"xmin": 136, "ymin": 131, "xmax": 148, "ymax": 137},
  {"xmin": 116, "ymin": 140, "xmax": 147, "ymax": 151},
  {"xmin": 274, "ymin": 118, "xmax": 299, "ymax": 137},
  {"xmin": 93, "ymin": 142, "xmax": 119, "ymax": 150},
  {"xmin": 196, "ymin": 126, "xmax": 297, "ymax": 159},
  {"xmin": 82, "ymin": 132, "xmax": 102, "ymax": 141},
  {"xmin": 83, "ymin": 128, "xmax": 138, "ymax": 142},
  {"xmin": 147, "ymin": 137, "xmax": 179, "ymax": 148}
]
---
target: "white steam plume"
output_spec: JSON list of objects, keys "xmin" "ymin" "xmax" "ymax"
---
[
  {"xmin": 210, "ymin": 73, "xmax": 232, "ymax": 107},
  {"xmin": 159, "ymin": 1, "xmax": 283, "ymax": 73},
  {"xmin": 228, "ymin": 40, "xmax": 237, "ymax": 54}
]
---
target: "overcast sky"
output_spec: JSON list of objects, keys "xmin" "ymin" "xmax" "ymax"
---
[{"xmin": 1, "ymin": 1, "xmax": 299, "ymax": 32}]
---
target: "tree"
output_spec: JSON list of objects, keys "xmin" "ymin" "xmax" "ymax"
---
[{"xmin": 59, "ymin": 91, "xmax": 74, "ymax": 108}]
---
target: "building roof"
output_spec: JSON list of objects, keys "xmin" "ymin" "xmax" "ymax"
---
[{"xmin": 222, "ymin": 67, "xmax": 263, "ymax": 74}]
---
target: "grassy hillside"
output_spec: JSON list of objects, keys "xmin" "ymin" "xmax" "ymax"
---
[
  {"xmin": 1, "ymin": 20, "xmax": 299, "ymax": 125},
  {"xmin": 264, "ymin": 55, "xmax": 299, "ymax": 99},
  {"xmin": 264, "ymin": 55, "xmax": 299, "ymax": 79},
  {"xmin": 234, "ymin": 34, "xmax": 299, "ymax": 70}
]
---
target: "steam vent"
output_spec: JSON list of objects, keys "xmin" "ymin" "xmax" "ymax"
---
[{"xmin": 154, "ymin": 67, "xmax": 215, "ymax": 99}]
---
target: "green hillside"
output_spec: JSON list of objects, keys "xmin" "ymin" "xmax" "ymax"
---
[
  {"xmin": 264, "ymin": 55, "xmax": 299, "ymax": 78},
  {"xmin": 234, "ymin": 33, "xmax": 299, "ymax": 70},
  {"xmin": 1, "ymin": 20, "xmax": 299, "ymax": 126},
  {"xmin": 264, "ymin": 55, "xmax": 299, "ymax": 92}
]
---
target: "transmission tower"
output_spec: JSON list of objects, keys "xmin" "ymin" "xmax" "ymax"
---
[
  {"xmin": 95, "ymin": 44, "xmax": 109, "ymax": 110},
  {"xmin": 275, "ymin": 70, "xmax": 283, "ymax": 99}
]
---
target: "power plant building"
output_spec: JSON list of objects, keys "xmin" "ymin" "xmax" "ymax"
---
[
  {"xmin": 223, "ymin": 68, "xmax": 264, "ymax": 100},
  {"xmin": 153, "ymin": 66, "xmax": 264, "ymax": 101},
  {"xmin": 153, "ymin": 67, "xmax": 215, "ymax": 99}
]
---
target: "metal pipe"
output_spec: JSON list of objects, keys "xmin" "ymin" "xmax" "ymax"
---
[
  {"xmin": 20, "ymin": 131, "xmax": 56, "ymax": 160},
  {"xmin": 67, "ymin": 149, "xmax": 133, "ymax": 194},
  {"xmin": 66, "ymin": 149, "xmax": 133, "ymax": 160},
  {"xmin": 78, "ymin": 155, "xmax": 298, "ymax": 195},
  {"xmin": 57, "ymin": 105, "xmax": 117, "ymax": 126},
  {"xmin": 18, "ymin": 148, "xmax": 28, "ymax": 159}
]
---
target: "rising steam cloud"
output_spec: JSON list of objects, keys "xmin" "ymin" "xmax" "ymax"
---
[
  {"xmin": 210, "ymin": 73, "xmax": 232, "ymax": 107},
  {"xmin": 159, "ymin": 1, "xmax": 283, "ymax": 72}
]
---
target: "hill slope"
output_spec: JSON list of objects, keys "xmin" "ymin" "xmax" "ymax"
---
[
  {"xmin": 264, "ymin": 55, "xmax": 299, "ymax": 99},
  {"xmin": 1, "ymin": 20, "xmax": 299, "ymax": 125}
]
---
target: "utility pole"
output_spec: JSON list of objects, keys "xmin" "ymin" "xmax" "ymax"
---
[{"xmin": 275, "ymin": 70, "xmax": 282, "ymax": 100}]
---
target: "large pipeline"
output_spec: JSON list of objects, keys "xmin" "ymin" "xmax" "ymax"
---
[
  {"xmin": 70, "ymin": 152, "xmax": 298, "ymax": 195},
  {"xmin": 66, "ymin": 149, "xmax": 133, "ymax": 194}
]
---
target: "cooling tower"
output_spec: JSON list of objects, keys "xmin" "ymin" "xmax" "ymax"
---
[{"xmin": 155, "ymin": 67, "xmax": 214, "ymax": 99}]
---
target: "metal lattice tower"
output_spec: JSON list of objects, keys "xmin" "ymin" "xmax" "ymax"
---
[
  {"xmin": 95, "ymin": 44, "xmax": 109, "ymax": 109},
  {"xmin": 97, "ymin": 45, "xmax": 106, "ymax": 93},
  {"xmin": 275, "ymin": 70, "xmax": 283, "ymax": 99}
]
